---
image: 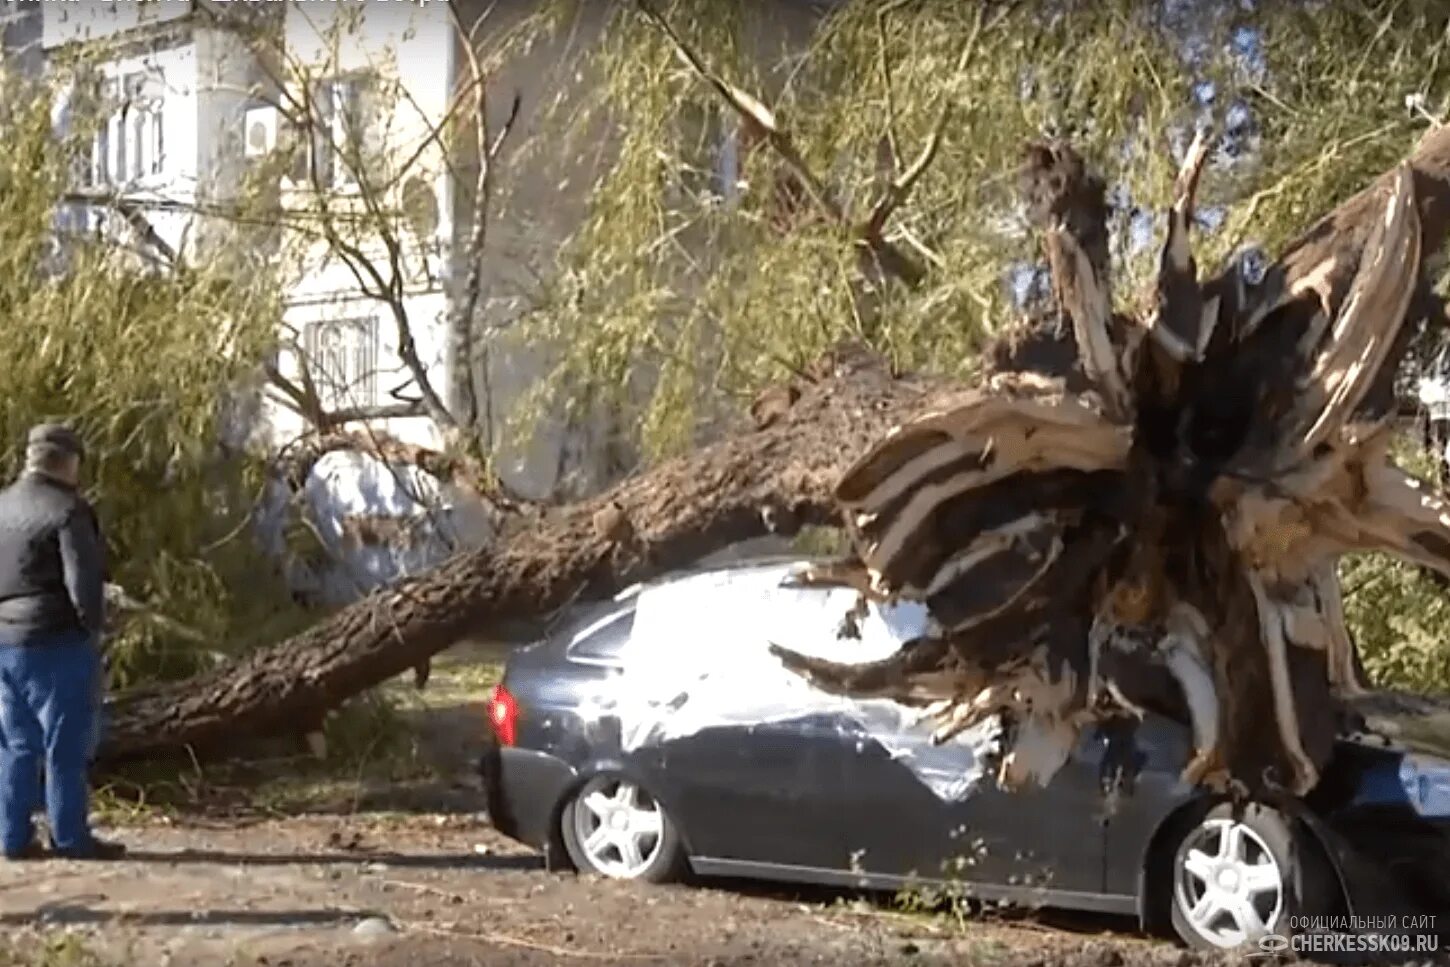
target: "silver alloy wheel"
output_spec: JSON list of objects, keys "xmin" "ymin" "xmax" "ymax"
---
[
  {"xmin": 570, "ymin": 776, "xmax": 665, "ymax": 878},
  {"xmin": 1174, "ymin": 817, "xmax": 1286, "ymax": 948}
]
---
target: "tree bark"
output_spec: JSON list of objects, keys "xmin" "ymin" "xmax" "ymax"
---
[{"xmin": 98, "ymin": 348, "xmax": 954, "ymax": 763}]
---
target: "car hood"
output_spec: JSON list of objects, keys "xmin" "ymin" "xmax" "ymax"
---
[{"xmin": 1345, "ymin": 691, "xmax": 1450, "ymax": 761}]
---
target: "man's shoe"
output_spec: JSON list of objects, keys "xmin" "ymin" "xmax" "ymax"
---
[
  {"xmin": 49, "ymin": 837, "xmax": 126, "ymax": 861},
  {"xmin": 2, "ymin": 841, "xmax": 46, "ymax": 861}
]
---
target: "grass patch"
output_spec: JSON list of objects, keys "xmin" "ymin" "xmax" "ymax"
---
[{"xmin": 93, "ymin": 648, "xmax": 507, "ymax": 820}]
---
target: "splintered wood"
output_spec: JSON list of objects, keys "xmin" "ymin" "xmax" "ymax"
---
[{"xmin": 774, "ymin": 126, "xmax": 1450, "ymax": 799}]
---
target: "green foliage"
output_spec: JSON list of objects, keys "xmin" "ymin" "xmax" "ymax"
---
[
  {"xmin": 502, "ymin": 0, "xmax": 1450, "ymax": 461},
  {"xmin": 0, "ymin": 932, "xmax": 104, "ymax": 967},
  {"xmin": 0, "ymin": 68, "xmax": 313, "ymax": 688},
  {"xmin": 1217, "ymin": 1, "xmax": 1450, "ymax": 256},
  {"xmin": 1340, "ymin": 437, "xmax": 1450, "ymax": 694}
]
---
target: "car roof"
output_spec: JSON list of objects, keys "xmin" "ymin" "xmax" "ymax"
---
[
  {"xmin": 612, "ymin": 554, "xmax": 822, "ymax": 603},
  {"xmin": 543, "ymin": 555, "xmax": 818, "ymax": 641}
]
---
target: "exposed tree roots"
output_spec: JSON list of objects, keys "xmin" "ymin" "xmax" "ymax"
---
[{"xmin": 772, "ymin": 125, "xmax": 1450, "ymax": 799}]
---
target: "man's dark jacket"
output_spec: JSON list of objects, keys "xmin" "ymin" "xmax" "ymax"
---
[{"xmin": 0, "ymin": 472, "xmax": 105, "ymax": 643}]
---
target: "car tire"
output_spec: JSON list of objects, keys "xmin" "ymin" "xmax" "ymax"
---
[
  {"xmin": 1167, "ymin": 802, "xmax": 1336, "ymax": 953},
  {"xmin": 559, "ymin": 773, "xmax": 686, "ymax": 884}
]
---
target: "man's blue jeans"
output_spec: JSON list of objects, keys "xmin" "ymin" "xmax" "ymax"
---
[{"xmin": 0, "ymin": 631, "xmax": 101, "ymax": 855}]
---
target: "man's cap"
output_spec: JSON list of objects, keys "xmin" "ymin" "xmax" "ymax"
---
[{"xmin": 27, "ymin": 423, "xmax": 85, "ymax": 458}]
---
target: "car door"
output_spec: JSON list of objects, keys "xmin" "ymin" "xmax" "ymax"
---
[
  {"xmin": 828, "ymin": 601, "xmax": 1112, "ymax": 897},
  {"xmin": 849, "ymin": 721, "xmax": 1112, "ymax": 896},
  {"xmin": 614, "ymin": 566, "xmax": 859, "ymax": 871},
  {"xmin": 1100, "ymin": 710, "xmax": 1200, "ymax": 898}
]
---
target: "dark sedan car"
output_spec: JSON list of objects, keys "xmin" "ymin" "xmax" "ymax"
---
[{"xmin": 481, "ymin": 557, "xmax": 1450, "ymax": 953}]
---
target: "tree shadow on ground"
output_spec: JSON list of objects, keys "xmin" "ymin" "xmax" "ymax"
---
[
  {"xmin": 699, "ymin": 875, "xmax": 1144, "ymax": 941},
  {"xmin": 111, "ymin": 847, "xmax": 541, "ymax": 870},
  {"xmin": 0, "ymin": 907, "xmax": 385, "ymax": 928}
]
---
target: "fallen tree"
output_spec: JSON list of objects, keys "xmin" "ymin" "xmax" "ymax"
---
[{"xmin": 101, "ymin": 119, "xmax": 1450, "ymax": 797}]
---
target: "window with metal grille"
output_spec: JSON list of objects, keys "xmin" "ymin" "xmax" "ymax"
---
[
  {"xmin": 84, "ymin": 70, "xmax": 164, "ymax": 187},
  {"xmin": 303, "ymin": 317, "xmax": 379, "ymax": 410}
]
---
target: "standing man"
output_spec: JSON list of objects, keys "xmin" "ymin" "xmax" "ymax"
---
[{"xmin": 0, "ymin": 425, "xmax": 125, "ymax": 860}]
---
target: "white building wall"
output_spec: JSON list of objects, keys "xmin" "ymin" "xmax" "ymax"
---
[
  {"xmin": 194, "ymin": 23, "xmax": 259, "ymax": 202},
  {"xmin": 263, "ymin": 0, "xmax": 456, "ymax": 452},
  {"xmin": 40, "ymin": 4, "xmax": 215, "ymax": 264},
  {"xmin": 41, "ymin": 0, "xmax": 192, "ymax": 50}
]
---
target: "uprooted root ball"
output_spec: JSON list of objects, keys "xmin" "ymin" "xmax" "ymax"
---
[{"xmin": 773, "ymin": 129, "xmax": 1450, "ymax": 799}]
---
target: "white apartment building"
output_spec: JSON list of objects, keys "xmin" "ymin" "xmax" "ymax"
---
[
  {"xmin": 25, "ymin": 0, "xmax": 495, "ymax": 601},
  {"xmin": 11, "ymin": 0, "xmax": 825, "ymax": 600},
  {"xmin": 37, "ymin": 1, "xmax": 448, "ymax": 445},
  {"xmin": 26, "ymin": 0, "xmax": 639, "ymax": 486}
]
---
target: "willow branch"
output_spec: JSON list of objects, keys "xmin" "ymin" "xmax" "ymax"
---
[{"xmin": 634, "ymin": 0, "xmax": 928, "ymax": 287}]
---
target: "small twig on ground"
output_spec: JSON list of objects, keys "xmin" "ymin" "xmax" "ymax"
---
[
  {"xmin": 378, "ymin": 878, "xmax": 522, "ymax": 904},
  {"xmin": 401, "ymin": 920, "xmax": 667, "ymax": 960}
]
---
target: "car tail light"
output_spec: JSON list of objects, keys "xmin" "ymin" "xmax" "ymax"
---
[{"xmin": 486, "ymin": 683, "xmax": 518, "ymax": 747}]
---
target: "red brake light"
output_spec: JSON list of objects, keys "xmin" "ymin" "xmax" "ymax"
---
[{"xmin": 487, "ymin": 683, "xmax": 518, "ymax": 747}]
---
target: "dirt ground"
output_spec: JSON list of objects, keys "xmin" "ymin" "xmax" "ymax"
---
[
  {"xmin": 0, "ymin": 813, "xmax": 1232, "ymax": 967},
  {"xmin": 0, "ymin": 647, "xmax": 1283, "ymax": 967}
]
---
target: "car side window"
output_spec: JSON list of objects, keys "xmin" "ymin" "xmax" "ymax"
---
[{"xmin": 566, "ymin": 608, "xmax": 637, "ymax": 664}]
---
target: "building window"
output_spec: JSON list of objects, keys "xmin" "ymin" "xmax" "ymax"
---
[
  {"xmin": 304, "ymin": 317, "xmax": 379, "ymax": 410},
  {"xmin": 85, "ymin": 70, "xmax": 164, "ymax": 188},
  {"xmin": 307, "ymin": 73, "xmax": 378, "ymax": 191}
]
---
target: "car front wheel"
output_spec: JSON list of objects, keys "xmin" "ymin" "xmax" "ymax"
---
[
  {"xmin": 559, "ymin": 774, "xmax": 686, "ymax": 883},
  {"xmin": 1169, "ymin": 803, "xmax": 1332, "ymax": 952}
]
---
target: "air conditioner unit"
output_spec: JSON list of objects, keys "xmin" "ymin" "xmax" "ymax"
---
[{"xmin": 243, "ymin": 105, "xmax": 278, "ymax": 158}]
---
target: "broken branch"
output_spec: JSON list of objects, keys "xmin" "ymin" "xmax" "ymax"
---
[{"xmin": 634, "ymin": 0, "xmax": 929, "ymax": 287}]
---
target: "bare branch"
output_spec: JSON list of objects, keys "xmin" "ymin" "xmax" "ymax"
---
[
  {"xmin": 1147, "ymin": 124, "xmax": 1215, "ymax": 364},
  {"xmin": 263, "ymin": 359, "xmax": 327, "ymax": 427},
  {"xmin": 230, "ymin": 38, "xmax": 464, "ymax": 438},
  {"xmin": 445, "ymin": 0, "xmax": 523, "ymax": 440},
  {"xmin": 634, "ymin": 0, "xmax": 928, "ymax": 287},
  {"xmin": 862, "ymin": 2, "xmax": 1012, "ymax": 240},
  {"xmin": 873, "ymin": 0, "xmax": 913, "ymax": 168}
]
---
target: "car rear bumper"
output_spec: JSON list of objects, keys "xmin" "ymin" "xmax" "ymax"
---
[{"xmin": 480, "ymin": 738, "xmax": 578, "ymax": 869}]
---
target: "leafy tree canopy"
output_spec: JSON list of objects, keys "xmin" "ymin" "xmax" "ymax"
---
[{"xmin": 0, "ymin": 69, "xmax": 312, "ymax": 688}]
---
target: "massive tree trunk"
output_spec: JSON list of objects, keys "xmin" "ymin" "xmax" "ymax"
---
[{"xmin": 98, "ymin": 348, "xmax": 954, "ymax": 762}]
